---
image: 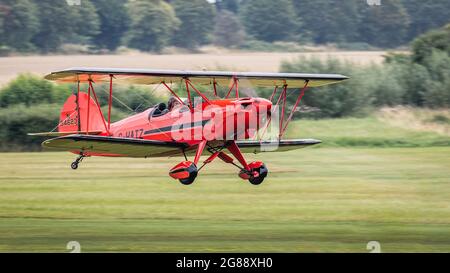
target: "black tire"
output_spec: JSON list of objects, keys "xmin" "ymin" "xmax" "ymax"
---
[
  {"xmin": 248, "ymin": 164, "xmax": 268, "ymax": 185},
  {"xmin": 71, "ymin": 162, "xmax": 78, "ymax": 170},
  {"xmin": 179, "ymin": 164, "xmax": 198, "ymax": 185}
]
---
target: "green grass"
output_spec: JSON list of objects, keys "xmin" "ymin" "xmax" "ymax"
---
[
  {"xmin": 0, "ymin": 147, "xmax": 449, "ymax": 252},
  {"xmin": 287, "ymin": 117, "xmax": 450, "ymax": 147}
]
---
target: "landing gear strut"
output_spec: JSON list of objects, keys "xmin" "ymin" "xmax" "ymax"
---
[
  {"xmin": 226, "ymin": 141, "xmax": 268, "ymax": 185},
  {"xmin": 169, "ymin": 140, "xmax": 269, "ymax": 185},
  {"xmin": 71, "ymin": 154, "xmax": 85, "ymax": 170}
]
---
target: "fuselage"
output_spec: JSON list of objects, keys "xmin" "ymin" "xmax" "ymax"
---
[{"xmin": 108, "ymin": 97, "xmax": 272, "ymax": 147}]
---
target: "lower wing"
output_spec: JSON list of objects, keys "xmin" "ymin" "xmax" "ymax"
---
[
  {"xmin": 236, "ymin": 139, "xmax": 321, "ymax": 154},
  {"xmin": 42, "ymin": 135, "xmax": 320, "ymax": 158}
]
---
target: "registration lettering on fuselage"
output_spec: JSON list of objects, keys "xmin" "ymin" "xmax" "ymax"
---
[{"xmin": 118, "ymin": 129, "xmax": 144, "ymax": 139}]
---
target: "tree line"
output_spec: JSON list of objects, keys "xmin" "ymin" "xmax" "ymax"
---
[{"xmin": 1, "ymin": 0, "xmax": 450, "ymax": 54}]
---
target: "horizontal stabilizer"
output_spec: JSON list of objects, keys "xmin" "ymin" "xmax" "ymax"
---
[
  {"xmin": 42, "ymin": 134, "xmax": 187, "ymax": 158},
  {"xmin": 28, "ymin": 131, "xmax": 103, "ymax": 137}
]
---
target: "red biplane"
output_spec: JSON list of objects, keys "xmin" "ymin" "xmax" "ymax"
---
[{"xmin": 29, "ymin": 68, "xmax": 348, "ymax": 185}]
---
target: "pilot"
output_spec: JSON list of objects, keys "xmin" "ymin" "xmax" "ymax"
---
[{"xmin": 168, "ymin": 96, "xmax": 182, "ymax": 111}]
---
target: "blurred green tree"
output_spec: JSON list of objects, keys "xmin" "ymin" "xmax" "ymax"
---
[
  {"xmin": 358, "ymin": 0, "xmax": 410, "ymax": 48},
  {"xmin": 215, "ymin": 0, "xmax": 239, "ymax": 13},
  {"xmin": 0, "ymin": 74, "xmax": 71, "ymax": 107},
  {"xmin": 280, "ymin": 58, "xmax": 372, "ymax": 118},
  {"xmin": 0, "ymin": 5, "xmax": 4, "ymax": 40},
  {"xmin": 240, "ymin": 0, "xmax": 299, "ymax": 42},
  {"xmin": 91, "ymin": 0, "xmax": 130, "ymax": 51},
  {"xmin": 171, "ymin": 0, "xmax": 215, "ymax": 49},
  {"xmin": 67, "ymin": 0, "xmax": 100, "ymax": 45},
  {"xmin": 386, "ymin": 25, "xmax": 450, "ymax": 107},
  {"xmin": 412, "ymin": 24, "xmax": 450, "ymax": 64},
  {"xmin": 213, "ymin": 10, "xmax": 245, "ymax": 48},
  {"xmin": 402, "ymin": 0, "xmax": 450, "ymax": 41},
  {"xmin": 421, "ymin": 50, "xmax": 450, "ymax": 107},
  {"xmin": 31, "ymin": 0, "xmax": 76, "ymax": 52},
  {"xmin": 0, "ymin": 0, "xmax": 40, "ymax": 51},
  {"xmin": 126, "ymin": 0, "xmax": 179, "ymax": 52},
  {"xmin": 388, "ymin": 62, "xmax": 430, "ymax": 107},
  {"xmin": 365, "ymin": 65, "xmax": 405, "ymax": 107},
  {"xmin": 0, "ymin": 104, "xmax": 60, "ymax": 151},
  {"xmin": 292, "ymin": 0, "xmax": 360, "ymax": 44}
]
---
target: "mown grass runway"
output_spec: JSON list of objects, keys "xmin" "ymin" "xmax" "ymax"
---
[{"xmin": 0, "ymin": 146, "xmax": 449, "ymax": 252}]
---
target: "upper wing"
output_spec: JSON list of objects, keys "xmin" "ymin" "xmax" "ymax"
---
[
  {"xmin": 42, "ymin": 135, "xmax": 188, "ymax": 158},
  {"xmin": 44, "ymin": 67, "xmax": 348, "ymax": 88},
  {"xmin": 236, "ymin": 139, "xmax": 321, "ymax": 153}
]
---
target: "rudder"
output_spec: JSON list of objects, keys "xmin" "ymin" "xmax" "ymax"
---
[{"xmin": 59, "ymin": 92, "xmax": 106, "ymax": 134}]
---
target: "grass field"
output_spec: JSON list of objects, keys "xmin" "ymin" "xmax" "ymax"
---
[{"xmin": 1, "ymin": 113, "xmax": 450, "ymax": 253}]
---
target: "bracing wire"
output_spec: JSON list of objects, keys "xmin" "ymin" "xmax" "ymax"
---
[{"xmin": 48, "ymin": 111, "xmax": 78, "ymax": 133}]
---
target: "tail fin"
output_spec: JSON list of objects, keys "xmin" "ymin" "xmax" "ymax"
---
[{"xmin": 59, "ymin": 92, "xmax": 106, "ymax": 134}]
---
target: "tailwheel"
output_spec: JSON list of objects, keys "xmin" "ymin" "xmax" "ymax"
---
[
  {"xmin": 169, "ymin": 161, "xmax": 198, "ymax": 185},
  {"xmin": 71, "ymin": 162, "xmax": 78, "ymax": 170},
  {"xmin": 71, "ymin": 154, "xmax": 84, "ymax": 170},
  {"xmin": 242, "ymin": 161, "xmax": 268, "ymax": 185}
]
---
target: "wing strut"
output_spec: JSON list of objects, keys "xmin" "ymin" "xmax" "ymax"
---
[
  {"xmin": 225, "ymin": 76, "xmax": 239, "ymax": 99},
  {"xmin": 107, "ymin": 74, "xmax": 113, "ymax": 132},
  {"xmin": 269, "ymin": 85, "xmax": 278, "ymax": 101},
  {"xmin": 280, "ymin": 80, "xmax": 309, "ymax": 137},
  {"xmin": 76, "ymin": 80, "xmax": 81, "ymax": 132},
  {"xmin": 86, "ymin": 80, "xmax": 91, "ymax": 133},
  {"xmin": 213, "ymin": 80, "xmax": 218, "ymax": 97},
  {"xmin": 88, "ymin": 79, "xmax": 110, "ymax": 135},
  {"xmin": 279, "ymin": 84, "xmax": 288, "ymax": 137},
  {"xmin": 184, "ymin": 78, "xmax": 194, "ymax": 111},
  {"xmin": 260, "ymin": 80, "xmax": 310, "ymax": 140},
  {"xmin": 185, "ymin": 79, "xmax": 212, "ymax": 105},
  {"xmin": 161, "ymin": 82, "xmax": 186, "ymax": 106}
]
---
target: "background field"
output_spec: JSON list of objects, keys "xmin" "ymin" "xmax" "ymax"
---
[
  {"xmin": 1, "ymin": 117, "xmax": 449, "ymax": 253},
  {"xmin": 0, "ymin": 51, "xmax": 387, "ymax": 86}
]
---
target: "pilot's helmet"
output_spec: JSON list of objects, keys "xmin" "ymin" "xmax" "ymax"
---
[{"xmin": 168, "ymin": 96, "xmax": 180, "ymax": 110}]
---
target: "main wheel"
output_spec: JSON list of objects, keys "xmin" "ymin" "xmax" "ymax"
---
[
  {"xmin": 179, "ymin": 175, "xmax": 197, "ymax": 185},
  {"xmin": 248, "ymin": 163, "xmax": 268, "ymax": 185},
  {"xmin": 179, "ymin": 164, "xmax": 198, "ymax": 185}
]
